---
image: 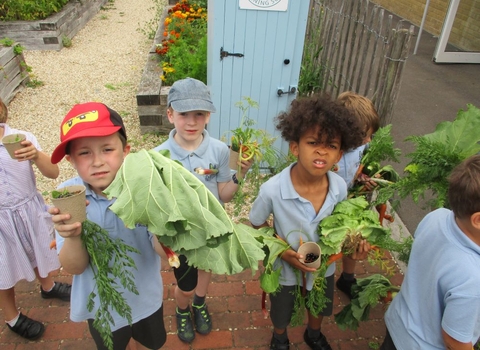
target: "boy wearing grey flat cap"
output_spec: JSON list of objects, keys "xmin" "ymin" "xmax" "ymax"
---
[{"xmin": 153, "ymin": 78, "xmax": 253, "ymax": 343}]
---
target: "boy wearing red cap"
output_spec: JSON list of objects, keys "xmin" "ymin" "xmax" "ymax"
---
[{"xmin": 49, "ymin": 102, "xmax": 166, "ymax": 350}]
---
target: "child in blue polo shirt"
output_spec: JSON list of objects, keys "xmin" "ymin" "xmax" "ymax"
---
[
  {"xmin": 49, "ymin": 102, "xmax": 166, "ymax": 350},
  {"xmin": 249, "ymin": 93, "xmax": 370, "ymax": 350},
  {"xmin": 381, "ymin": 154, "xmax": 480, "ymax": 350},
  {"xmin": 334, "ymin": 91, "xmax": 380, "ymax": 299},
  {"xmin": 153, "ymin": 78, "xmax": 253, "ymax": 343}
]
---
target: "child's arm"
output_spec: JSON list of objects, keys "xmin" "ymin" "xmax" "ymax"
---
[
  {"xmin": 218, "ymin": 157, "xmax": 253, "ymax": 202},
  {"xmin": 16, "ymin": 140, "xmax": 59, "ymax": 179},
  {"xmin": 48, "ymin": 206, "xmax": 89, "ymax": 275},
  {"xmin": 441, "ymin": 329, "xmax": 473, "ymax": 350}
]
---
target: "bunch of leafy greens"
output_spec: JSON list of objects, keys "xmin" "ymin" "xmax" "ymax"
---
[
  {"xmin": 387, "ymin": 104, "xmax": 480, "ymax": 210},
  {"xmin": 104, "ymin": 149, "xmax": 265, "ymax": 275},
  {"xmin": 317, "ymin": 197, "xmax": 392, "ymax": 256},
  {"xmin": 256, "ymin": 228, "xmax": 290, "ymax": 294},
  {"xmin": 349, "ymin": 125, "xmax": 401, "ymax": 203},
  {"xmin": 334, "ymin": 274, "xmax": 400, "ymax": 330},
  {"xmin": 81, "ymin": 220, "xmax": 139, "ymax": 350}
]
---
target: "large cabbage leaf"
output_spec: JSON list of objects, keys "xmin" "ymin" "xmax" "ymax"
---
[{"xmin": 104, "ymin": 149, "xmax": 265, "ymax": 275}]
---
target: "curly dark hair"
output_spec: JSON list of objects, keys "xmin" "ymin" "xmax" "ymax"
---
[{"xmin": 275, "ymin": 93, "xmax": 364, "ymax": 152}]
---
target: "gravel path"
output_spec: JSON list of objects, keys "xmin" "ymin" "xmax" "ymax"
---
[{"xmin": 6, "ymin": 0, "xmax": 167, "ymax": 195}]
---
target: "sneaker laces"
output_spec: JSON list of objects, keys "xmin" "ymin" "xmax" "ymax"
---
[{"xmin": 193, "ymin": 303, "xmax": 210, "ymax": 322}]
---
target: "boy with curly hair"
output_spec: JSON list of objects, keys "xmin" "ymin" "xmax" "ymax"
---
[{"xmin": 249, "ymin": 93, "xmax": 371, "ymax": 350}]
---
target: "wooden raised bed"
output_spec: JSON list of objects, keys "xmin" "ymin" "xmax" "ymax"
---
[
  {"xmin": 0, "ymin": 46, "xmax": 29, "ymax": 103},
  {"xmin": 0, "ymin": 0, "xmax": 108, "ymax": 51}
]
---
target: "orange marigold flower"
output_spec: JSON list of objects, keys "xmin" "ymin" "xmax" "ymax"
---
[{"xmin": 163, "ymin": 31, "xmax": 168, "ymax": 37}]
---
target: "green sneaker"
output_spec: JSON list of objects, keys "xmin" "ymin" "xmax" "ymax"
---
[
  {"xmin": 192, "ymin": 302, "xmax": 212, "ymax": 334},
  {"xmin": 176, "ymin": 308, "xmax": 195, "ymax": 343}
]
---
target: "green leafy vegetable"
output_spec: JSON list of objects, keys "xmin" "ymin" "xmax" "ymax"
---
[
  {"xmin": 334, "ymin": 274, "xmax": 400, "ymax": 330},
  {"xmin": 104, "ymin": 149, "xmax": 265, "ymax": 275},
  {"xmin": 389, "ymin": 104, "xmax": 480, "ymax": 209},
  {"xmin": 360, "ymin": 124, "xmax": 401, "ymax": 167},
  {"xmin": 82, "ymin": 219, "xmax": 139, "ymax": 350},
  {"xmin": 317, "ymin": 197, "xmax": 391, "ymax": 256}
]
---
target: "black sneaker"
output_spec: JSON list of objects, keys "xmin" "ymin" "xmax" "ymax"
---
[
  {"xmin": 303, "ymin": 329, "xmax": 332, "ymax": 350},
  {"xmin": 192, "ymin": 302, "xmax": 212, "ymax": 334},
  {"xmin": 7, "ymin": 313, "xmax": 45, "ymax": 340},
  {"xmin": 41, "ymin": 282, "xmax": 71, "ymax": 301},
  {"xmin": 176, "ymin": 308, "xmax": 195, "ymax": 343},
  {"xmin": 335, "ymin": 274, "xmax": 357, "ymax": 299},
  {"xmin": 269, "ymin": 333, "xmax": 290, "ymax": 350}
]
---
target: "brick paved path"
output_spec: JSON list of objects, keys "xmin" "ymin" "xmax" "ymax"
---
[{"xmin": 0, "ymin": 252, "xmax": 403, "ymax": 350}]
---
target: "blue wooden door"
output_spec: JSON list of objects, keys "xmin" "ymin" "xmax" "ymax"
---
[{"xmin": 207, "ymin": 0, "xmax": 310, "ymax": 156}]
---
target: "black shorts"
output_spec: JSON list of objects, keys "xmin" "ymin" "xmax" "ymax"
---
[
  {"xmin": 88, "ymin": 305, "xmax": 166, "ymax": 350},
  {"xmin": 269, "ymin": 274, "xmax": 334, "ymax": 329},
  {"xmin": 380, "ymin": 329, "xmax": 398, "ymax": 350},
  {"xmin": 173, "ymin": 254, "xmax": 198, "ymax": 292}
]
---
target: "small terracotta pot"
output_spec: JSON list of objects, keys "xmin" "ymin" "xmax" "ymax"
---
[
  {"xmin": 2, "ymin": 133, "xmax": 26, "ymax": 159},
  {"xmin": 298, "ymin": 242, "xmax": 322, "ymax": 269},
  {"xmin": 51, "ymin": 185, "xmax": 87, "ymax": 224},
  {"xmin": 229, "ymin": 148, "xmax": 240, "ymax": 170}
]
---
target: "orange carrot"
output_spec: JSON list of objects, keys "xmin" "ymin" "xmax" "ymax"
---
[
  {"xmin": 49, "ymin": 239, "xmax": 56, "ymax": 250},
  {"xmin": 327, "ymin": 252, "xmax": 343, "ymax": 265},
  {"xmin": 376, "ymin": 203, "xmax": 387, "ymax": 226},
  {"xmin": 353, "ymin": 164, "xmax": 365, "ymax": 183}
]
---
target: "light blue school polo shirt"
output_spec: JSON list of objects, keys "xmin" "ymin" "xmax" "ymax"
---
[
  {"xmin": 335, "ymin": 144, "xmax": 366, "ymax": 188},
  {"xmin": 153, "ymin": 129, "xmax": 231, "ymax": 202},
  {"xmin": 385, "ymin": 208, "xmax": 480, "ymax": 349},
  {"xmin": 55, "ymin": 177, "xmax": 163, "ymax": 331},
  {"xmin": 249, "ymin": 163, "xmax": 347, "ymax": 290}
]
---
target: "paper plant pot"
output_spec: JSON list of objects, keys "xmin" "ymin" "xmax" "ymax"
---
[
  {"xmin": 229, "ymin": 148, "xmax": 240, "ymax": 170},
  {"xmin": 2, "ymin": 133, "xmax": 26, "ymax": 159},
  {"xmin": 51, "ymin": 185, "xmax": 87, "ymax": 224},
  {"xmin": 298, "ymin": 242, "xmax": 322, "ymax": 269}
]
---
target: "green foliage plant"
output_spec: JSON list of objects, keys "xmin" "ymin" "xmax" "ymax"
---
[
  {"xmin": 385, "ymin": 104, "xmax": 480, "ymax": 210},
  {"xmin": 156, "ymin": 0, "xmax": 208, "ymax": 84},
  {"xmin": 227, "ymin": 97, "xmax": 284, "ymax": 215},
  {"xmin": 62, "ymin": 35, "xmax": 72, "ymax": 48},
  {"xmin": 0, "ymin": 0, "xmax": 69, "ymax": 21},
  {"xmin": 0, "ymin": 37, "xmax": 15, "ymax": 47}
]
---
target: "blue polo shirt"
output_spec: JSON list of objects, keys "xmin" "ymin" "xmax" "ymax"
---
[
  {"xmin": 249, "ymin": 163, "xmax": 347, "ymax": 290},
  {"xmin": 55, "ymin": 177, "xmax": 163, "ymax": 331},
  {"xmin": 385, "ymin": 208, "xmax": 480, "ymax": 349},
  {"xmin": 335, "ymin": 144, "xmax": 366, "ymax": 188},
  {"xmin": 153, "ymin": 129, "xmax": 231, "ymax": 202}
]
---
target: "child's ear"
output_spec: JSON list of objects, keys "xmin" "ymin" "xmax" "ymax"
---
[
  {"xmin": 471, "ymin": 212, "xmax": 480, "ymax": 230},
  {"xmin": 336, "ymin": 150, "xmax": 344, "ymax": 163},
  {"xmin": 166, "ymin": 108, "xmax": 174, "ymax": 124},
  {"xmin": 123, "ymin": 144, "xmax": 131, "ymax": 157},
  {"xmin": 65, "ymin": 155, "xmax": 76, "ymax": 169},
  {"xmin": 289, "ymin": 141, "xmax": 299, "ymax": 157},
  {"xmin": 205, "ymin": 112, "xmax": 211, "ymax": 124}
]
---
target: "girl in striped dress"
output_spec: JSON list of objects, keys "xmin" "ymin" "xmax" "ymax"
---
[{"xmin": 0, "ymin": 98, "xmax": 71, "ymax": 340}]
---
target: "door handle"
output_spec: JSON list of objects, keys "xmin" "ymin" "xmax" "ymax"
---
[
  {"xmin": 220, "ymin": 47, "xmax": 244, "ymax": 60},
  {"xmin": 277, "ymin": 86, "xmax": 297, "ymax": 96}
]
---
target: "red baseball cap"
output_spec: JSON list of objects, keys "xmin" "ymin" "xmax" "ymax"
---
[{"xmin": 51, "ymin": 102, "xmax": 127, "ymax": 164}]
